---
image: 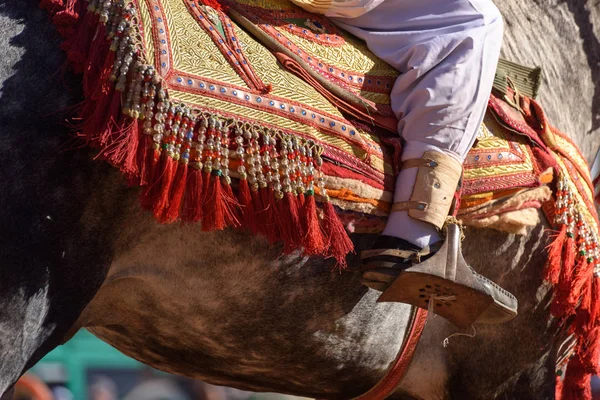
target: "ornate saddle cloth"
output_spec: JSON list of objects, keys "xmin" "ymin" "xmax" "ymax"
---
[{"xmin": 42, "ymin": 0, "xmax": 600, "ymax": 394}]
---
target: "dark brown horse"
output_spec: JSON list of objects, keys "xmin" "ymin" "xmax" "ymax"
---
[{"xmin": 1, "ymin": 0, "xmax": 599, "ymax": 399}]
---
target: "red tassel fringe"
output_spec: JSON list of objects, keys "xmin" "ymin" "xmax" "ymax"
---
[
  {"xmin": 201, "ymin": 170, "xmax": 211, "ymax": 201},
  {"xmin": 40, "ymin": 0, "xmax": 66, "ymax": 15},
  {"xmin": 201, "ymin": 174, "xmax": 221, "ymax": 230},
  {"xmin": 104, "ymin": 90, "xmax": 124, "ymax": 142},
  {"xmin": 594, "ymin": 171, "xmax": 600, "ymax": 205},
  {"xmin": 572, "ymin": 258, "xmax": 596, "ymax": 326},
  {"xmin": 181, "ymin": 167, "xmax": 204, "ymax": 223},
  {"xmin": 163, "ymin": 162, "xmax": 189, "ymax": 223},
  {"xmin": 561, "ymin": 357, "xmax": 592, "ymax": 400},
  {"xmin": 92, "ymin": 49, "xmax": 117, "ymax": 101},
  {"xmin": 545, "ymin": 225, "xmax": 567, "ymax": 284},
  {"xmin": 82, "ymin": 88, "xmax": 121, "ymax": 146},
  {"xmin": 570, "ymin": 259, "xmax": 593, "ymax": 332},
  {"xmin": 575, "ymin": 279, "xmax": 593, "ymax": 333},
  {"xmin": 556, "ymin": 375, "xmax": 564, "ymax": 400},
  {"xmin": 276, "ymin": 192, "xmax": 303, "ymax": 253},
  {"xmin": 552, "ymin": 235, "xmax": 577, "ymax": 317},
  {"xmin": 152, "ymin": 155, "xmax": 177, "ymax": 219},
  {"xmin": 588, "ymin": 279, "xmax": 600, "ymax": 331},
  {"xmin": 297, "ymin": 191, "xmax": 306, "ymax": 207},
  {"xmin": 563, "ymin": 236, "xmax": 576, "ymax": 287},
  {"xmin": 222, "ymin": 181, "xmax": 240, "ymax": 227},
  {"xmin": 103, "ymin": 117, "xmax": 140, "ymax": 177},
  {"xmin": 321, "ymin": 201, "xmax": 353, "ymax": 268},
  {"xmin": 137, "ymin": 135, "xmax": 153, "ymax": 186},
  {"xmin": 266, "ymin": 189, "xmax": 280, "ymax": 243},
  {"xmin": 81, "ymin": 91, "xmax": 110, "ymax": 142},
  {"xmin": 302, "ymin": 194, "xmax": 325, "ymax": 255},
  {"xmin": 140, "ymin": 147, "xmax": 161, "ymax": 209},
  {"xmin": 202, "ymin": 174, "xmax": 239, "ymax": 231},
  {"xmin": 580, "ymin": 327, "xmax": 600, "ymax": 375},
  {"xmin": 52, "ymin": 0, "xmax": 80, "ymax": 37},
  {"xmin": 238, "ymin": 179, "xmax": 255, "ymax": 229},
  {"xmin": 251, "ymin": 188, "xmax": 266, "ymax": 236},
  {"xmin": 62, "ymin": 9, "xmax": 96, "ymax": 73},
  {"xmin": 261, "ymin": 187, "xmax": 278, "ymax": 242},
  {"xmin": 83, "ymin": 24, "xmax": 109, "ymax": 97}
]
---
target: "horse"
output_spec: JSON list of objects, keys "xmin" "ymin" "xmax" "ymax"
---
[{"xmin": 1, "ymin": 0, "xmax": 599, "ymax": 399}]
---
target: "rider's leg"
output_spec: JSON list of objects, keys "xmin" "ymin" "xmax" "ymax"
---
[
  {"xmin": 330, "ymin": 0, "xmax": 517, "ymax": 327},
  {"xmin": 331, "ymin": 0, "xmax": 502, "ymax": 247}
]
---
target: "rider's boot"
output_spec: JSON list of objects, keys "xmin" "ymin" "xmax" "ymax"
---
[{"xmin": 360, "ymin": 151, "xmax": 518, "ymax": 329}]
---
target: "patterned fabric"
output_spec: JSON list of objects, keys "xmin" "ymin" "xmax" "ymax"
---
[
  {"xmin": 226, "ymin": 0, "xmax": 398, "ymax": 129},
  {"xmin": 42, "ymin": 0, "xmax": 593, "ymax": 254},
  {"xmin": 42, "ymin": 0, "xmax": 598, "ymax": 266},
  {"xmin": 51, "ymin": 0, "xmax": 552, "ymax": 221},
  {"xmin": 40, "ymin": 0, "xmax": 600, "ymax": 394},
  {"xmin": 116, "ymin": 0, "xmax": 399, "ymax": 219}
]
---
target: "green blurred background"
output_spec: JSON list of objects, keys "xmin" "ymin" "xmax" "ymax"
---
[{"xmin": 19, "ymin": 331, "xmax": 303, "ymax": 400}]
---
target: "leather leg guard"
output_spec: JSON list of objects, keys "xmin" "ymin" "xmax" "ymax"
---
[
  {"xmin": 362, "ymin": 151, "xmax": 518, "ymax": 327},
  {"xmin": 392, "ymin": 151, "xmax": 463, "ymax": 230}
]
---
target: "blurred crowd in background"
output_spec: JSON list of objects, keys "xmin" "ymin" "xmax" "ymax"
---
[
  {"xmin": 13, "ymin": 331, "xmax": 304, "ymax": 400},
  {"xmin": 16, "ymin": 370, "xmax": 298, "ymax": 400}
]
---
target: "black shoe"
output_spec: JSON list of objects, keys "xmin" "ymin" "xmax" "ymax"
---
[{"xmin": 360, "ymin": 224, "xmax": 518, "ymax": 328}]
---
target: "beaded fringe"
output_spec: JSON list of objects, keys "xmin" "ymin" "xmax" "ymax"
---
[
  {"xmin": 43, "ymin": 0, "xmax": 353, "ymax": 267},
  {"xmin": 549, "ymin": 176, "xmax": 600, "ymax": 400}
]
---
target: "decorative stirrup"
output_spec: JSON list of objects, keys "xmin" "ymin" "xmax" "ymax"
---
[{"xmin": 392, "ymin": 151, "xmax": 463, "ymax": 229}]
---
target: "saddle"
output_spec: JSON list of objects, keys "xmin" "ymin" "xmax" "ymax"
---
[{"xmin": 41, "ymin": 0, "xmax": 599, "ymax": 397}]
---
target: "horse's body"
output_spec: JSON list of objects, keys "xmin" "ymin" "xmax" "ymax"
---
[{"xmin": 0, "ymin": 1, "xmax": 599, "ymax": 399}]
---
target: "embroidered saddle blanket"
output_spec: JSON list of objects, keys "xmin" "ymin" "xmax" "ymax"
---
[{"xmin": 41, "ymin": 0, "xmax": 600, "ymax": 394}]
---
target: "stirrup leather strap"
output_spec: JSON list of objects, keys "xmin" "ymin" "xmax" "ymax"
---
[
  {"xmin": 392, "ymin": 151, "xmax": 463, "ymax": 230},
  {"xmin": 361, "ymin": 248, "xmax": 421, "ymax": 260},
  {"xmin": 390, "ymin": 201, "xmax": 428, "ymax": 213},
  {"xmin": 361, "ymin": 245, "xmax": 436, "ymax": 263}
]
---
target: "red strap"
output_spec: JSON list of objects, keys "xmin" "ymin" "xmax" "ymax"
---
[{"xmin": 353, "ymin": 308, "xmax": 428, "ymax": 400}]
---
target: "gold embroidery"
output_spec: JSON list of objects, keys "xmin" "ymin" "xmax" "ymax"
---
[
  {"xmin": 164, "ymin": 0, "xmax": 248, "ymax": 86},
  {"xmin": 275, "ymin": 26, "xmax": 397, "ymax": 76},
  {"xmin": 463, "ymin": 114, "xmax": 534, "ymax": 180},
  {"xmin": 232, "ymin": 0, "xmax": 397, "ymax": 105},
  {"xmin": 139, "ymin": 0, "xmax": 154, "ymax": 65}
]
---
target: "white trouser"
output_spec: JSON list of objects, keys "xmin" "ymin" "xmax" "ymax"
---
[
  {"xmin": 328, "ymin": 0, "xmax": 504, "ymax": 245},
  {"xmin": 330, "ymin": 0, "xmax": 503, "ymax": 163},
  {"xmin": 290, "ymin": 0, "xmax": 386, "ymax": 18}
]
